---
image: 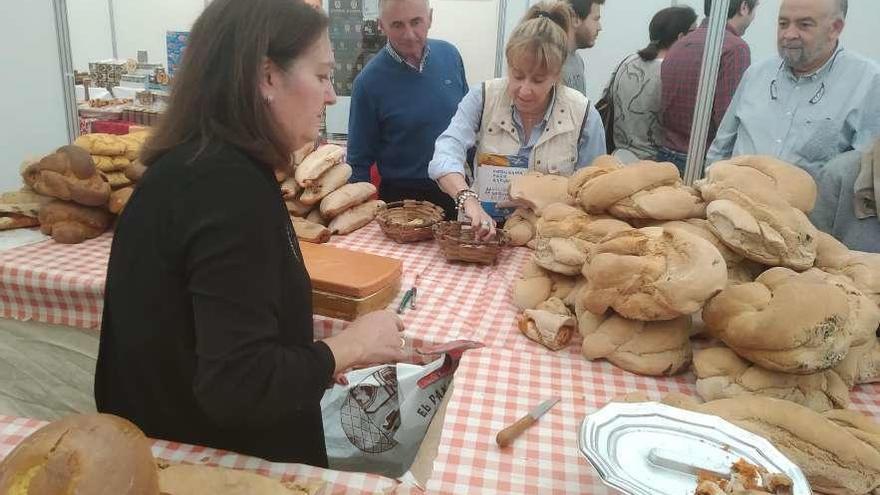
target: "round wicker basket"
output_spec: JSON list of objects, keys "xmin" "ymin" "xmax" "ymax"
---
[
  {"xmin": 432, "ymin": 221, "xmax": 510, "ymax": 265},
  {"xmin": 376, "ymin": 200, "xmax": 445, "ymax": 243}
]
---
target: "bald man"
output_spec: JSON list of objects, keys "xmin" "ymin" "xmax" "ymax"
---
[
  {"xmin": 708, "ymin": 0, "xmax": 880, "ymax": 174},
  {"xmin": 708, "ymin": 0, "xmax": 880, "ymax": 251},
  {"xmin": 347, "ymin": 0, "xmax": 468, "ymax": 219}
]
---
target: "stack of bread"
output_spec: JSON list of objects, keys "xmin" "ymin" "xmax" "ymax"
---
[
  {"xmin": 510, "ymin": 155, "xmax": 880, "ymax": 397},
  {"xmin": 2, "ymin": 138, "xmax": 381, "ymax": 245},
  {"xmin": 0, "ymin": 413, "xmax": 327, "ymax": 494},
  {"xmin": 281, "ymin": 144, "xmax": 384, "ymax": 243}
]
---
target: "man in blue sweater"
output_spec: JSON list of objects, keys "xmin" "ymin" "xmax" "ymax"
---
[{"xmin": 347, "ymin": 0, "xmax": 468, "ymax": 219}]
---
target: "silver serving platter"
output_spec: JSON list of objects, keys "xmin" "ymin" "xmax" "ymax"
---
[{"xmin": 578, "ymin": 402, "xmax": 811, "ymax": 495}]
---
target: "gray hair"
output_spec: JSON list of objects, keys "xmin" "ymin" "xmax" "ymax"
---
[
  {"xmin": 379, "ymin": 0, "xmax": 430, "ymax": 15},
  {"xmin": 835, "ymin": 0, "xmax": 848, "ymax": 19}
]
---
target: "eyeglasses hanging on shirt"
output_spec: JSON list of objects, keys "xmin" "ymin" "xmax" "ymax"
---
[{"xmin": 769, "ymin": 48, "xmax": 842, "ymax": 105}]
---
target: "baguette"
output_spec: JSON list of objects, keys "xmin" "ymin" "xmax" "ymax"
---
[
  {"xmin": 294, "ymin": 144, "xmax": 345, "ymax": 187},
  {"xmin": 328, "ymin": 200, "xmax": 385, "ymax": 235},
  {"xmin": 319, "ymin": 182, "xmax": 376, "ymax": 218},
  {"xmin": 299, "ymin": 163, "xmax": 352, "ymax": 206}
]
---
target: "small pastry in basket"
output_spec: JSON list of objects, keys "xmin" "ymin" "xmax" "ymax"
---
[
  {"xmin": 39, "ymin": 200, "xmax": 113, "ymax": 244},
  {"xmin": 22, "ymin": 145, "xmax": 112, "ymax": 207}
]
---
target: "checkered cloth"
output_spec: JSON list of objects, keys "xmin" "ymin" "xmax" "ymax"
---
[
  {"xmin": 0, "ymin": 415, "xmax": 405, "ymax": 493},
  {"xmin": 1, "ymin": 222, "xmax": 879, "ymax": 494},
  {"xmin": 0, "ymin": 222, "xmax": 530, "ymax": 353}
]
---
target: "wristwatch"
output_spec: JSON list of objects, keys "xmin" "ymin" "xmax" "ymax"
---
[{"xmin": 455, "ymin": 189, "xmax": 478, "ymax": 211}]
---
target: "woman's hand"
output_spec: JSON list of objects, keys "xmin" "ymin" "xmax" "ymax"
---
[
  {"xmin": 322, "ymin": 310, "xmax": 407, "ymax": 375},
  {"xmin": 462, "ymin": 197, "xmax": 496, "ymax": 241}
]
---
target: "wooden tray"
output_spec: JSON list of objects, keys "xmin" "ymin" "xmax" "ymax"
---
[{"xmin": 300, "ymin": 242, "xmax": 403, "ymax": 320}]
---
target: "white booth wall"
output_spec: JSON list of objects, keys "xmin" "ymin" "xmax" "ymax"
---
[
  {"xmin": 0, "ymin": 0, "xmax": 70, "ymax": 193},
  {"xmin": 2, "ymin": 0, "xmax": 879, "ymax": 193}
]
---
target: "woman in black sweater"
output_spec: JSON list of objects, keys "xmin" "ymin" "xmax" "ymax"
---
[{"xmin": 94, "ymin": 0, "xmax": 407, "ymax": 467}]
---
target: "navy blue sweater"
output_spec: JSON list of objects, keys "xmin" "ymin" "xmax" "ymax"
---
[{"xmin": 347, "ymin": 40, "xmax": 467, "ymax": 184}]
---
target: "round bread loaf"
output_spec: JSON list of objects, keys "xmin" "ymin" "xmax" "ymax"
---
[{"xmin": 0, "ymin": 413, "xmax": 160, "ymax": 495}]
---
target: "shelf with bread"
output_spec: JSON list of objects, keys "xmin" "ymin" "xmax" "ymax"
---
[
  {"xmin": 504, "ymin": 154, "xmax": 880, "ymax": 493},
  {"xmin": 0, "ymin": 138, "xmax": 384, "ymax": 246}
]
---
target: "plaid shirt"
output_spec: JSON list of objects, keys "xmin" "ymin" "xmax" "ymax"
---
[
  {"xmin": 660, "ymin": 20, "xmax": 751, "ymax": 153},
  {"xmin": 385, "ymin": 42, "xmax": 431, "ymax": 73}
]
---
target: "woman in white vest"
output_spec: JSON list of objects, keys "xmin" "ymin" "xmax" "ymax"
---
[{"xmin": 428, "ymin": 0, "xmax": 606, "ymax": 239}]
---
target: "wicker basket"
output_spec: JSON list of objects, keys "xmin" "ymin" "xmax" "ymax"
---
[
  {"xmin": 432, "ymin": 221, "xmax": 510, "ymax": 265},
  {"xmin": 376, "ymin": 200, "xmax": 445, "ymax": 243}
]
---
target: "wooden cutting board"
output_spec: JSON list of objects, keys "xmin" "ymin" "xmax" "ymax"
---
[{"xmin": 299, "ymin": 242, "xmax": 402, "ymax": 320}]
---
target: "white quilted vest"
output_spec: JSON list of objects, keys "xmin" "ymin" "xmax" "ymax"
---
[{"xmin": 475, "ymin": 78, "xmax": 589, "ymax": 176}]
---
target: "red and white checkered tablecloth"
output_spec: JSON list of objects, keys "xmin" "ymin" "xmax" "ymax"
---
[
  {"xmin": 2, "ymin": 221, "xmax": 879, "ymax": 494},
  {"xmin": 0, "ymin": 415, "xmax": 406, "ymax": 494},
  {"xmin": 0, "ymin": 222, "xmax": 530, "ymax": 353}
]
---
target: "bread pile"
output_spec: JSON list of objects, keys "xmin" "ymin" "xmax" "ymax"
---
[
  {"xmin": 510, "ymin": 155, "xmax": 880, "ymax": 394},
  {"xmin": 0, "ymin": 413, "xmax": 327, "ymax": 495},
  {"xmin": 280, "ymin": 144, "xmax": 383, "ymax": 243},
  {"xmin": 2, "ymin": 138, "xmax": 381, "ymax": 245},
  {"xmin": 74, "ymin": 131, "xmax": 148, "ymax": 191},
  {"xmin": 612, "ymin": 393, "xmax": 880, "ymax": 495}
]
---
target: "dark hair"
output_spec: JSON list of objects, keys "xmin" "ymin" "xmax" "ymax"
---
[
  {"xmin": 704, "ymin": 0, "xmax": 757, "ymax": 19},
  {"xmin": 637, "ymin": 6, "xmax": 698, "ymax": 61},
  {"xmin": 566, "ymin": 0, "xmax": 605, "ymax": 20},
  {"xmin": 141, "ymin": 0, "xmax": 328, "ymax": 169}
]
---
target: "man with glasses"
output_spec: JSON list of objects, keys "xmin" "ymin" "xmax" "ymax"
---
[
  {"xmin": 708, "ymin": 0, "xmax": 880, "ymax": 251},
  {"xmin": 707, "ymin": 0, "xmax": 879, "ymax": 174}
]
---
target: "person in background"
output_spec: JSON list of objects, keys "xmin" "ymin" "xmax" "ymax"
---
[
  {"xmin": 659, "ymin": 0, "xmax": 758, "ymax": 173},
  {"xmin": 707, "ymin": 0, "xmax": 880, "ymax": 251},
  {"xmin": 562, "ymin": 0, "xmax": 604, "ymax": 96},
  {"xmin": 96, "ymin": 0, "xmax": 407, "ymax": 466},
  {"xmin": 606, "ymin": 6, "xmax": 697, "ymax": 161},
  {"xmin": 429, "ymin": 1, "xmax": 605, "ymax": 240},
  {"xmin": 347, "ymin": 0, "xmax": 468, "ymax": 219}
]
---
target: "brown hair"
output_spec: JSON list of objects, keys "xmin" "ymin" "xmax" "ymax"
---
[
  {"xmin": 507, "ymin": 1, "xmax": 572, "ymax": 75},
  {"xmin": 141, "ymin": 0, "xmax": 328, "ymax": 169}
]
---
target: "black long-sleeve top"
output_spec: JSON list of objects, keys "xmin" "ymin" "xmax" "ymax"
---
[{"xmin": 95, "ymin": 140, "xmax": 335, "ymax": 466}]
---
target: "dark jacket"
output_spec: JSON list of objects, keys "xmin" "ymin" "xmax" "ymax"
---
[{"xmin": 95, "ymin": 140, "xmax": 335, "ymax": 465}]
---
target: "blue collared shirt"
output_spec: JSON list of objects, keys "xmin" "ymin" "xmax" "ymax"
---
[
  {"xmin": 428, "ymin": 83, "xmax": 606, "ymax": 180},
  {"xmin": 708, "ymin": 46, "xmax": 880, "ymax": 176},
  {"xmin": 385, "ymin": 42, "xmax": 431, "ymax": 73}
]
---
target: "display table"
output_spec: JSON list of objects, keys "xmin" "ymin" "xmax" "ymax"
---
[
  {"xmin": 0, "ymin": 223, "xmax": 878, "ymax": 494},
  {"xmin": 0, "ymin": 415, "xmax": 407, "ymax": 494}
]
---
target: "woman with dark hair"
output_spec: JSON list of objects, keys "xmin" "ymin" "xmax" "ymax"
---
[
  {"xmin": 604, "ymin": 6, "xmax": 697, "ymax": 161},
  {"xmin": 95, "ymin": 0, "xmax": 406, "ymax": 466}
]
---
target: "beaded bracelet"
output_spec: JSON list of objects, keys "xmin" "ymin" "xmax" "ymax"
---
[{"xmin": 455, "ymin": 189, "xmax": 478, "ymax": 211}]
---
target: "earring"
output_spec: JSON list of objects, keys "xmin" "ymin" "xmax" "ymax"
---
[{"xmin": 265, "ymin": 94, "xmax": 274, "ymax": 105}]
